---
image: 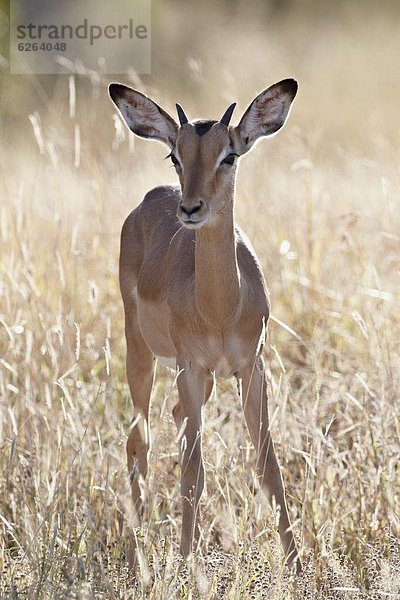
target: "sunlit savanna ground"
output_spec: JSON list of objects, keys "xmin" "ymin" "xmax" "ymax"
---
[{"xmin": 1, "ymin": 1, "xmax": 400, "ymax": 597}]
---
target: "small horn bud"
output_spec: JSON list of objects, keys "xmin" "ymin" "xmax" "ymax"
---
[
  {"xmin": 220, "ymin": 102, "xmax": 237, "ymax": 126},
  {"xmin": 176, "ymin": 103, "xmax": 189, "ymax": 125}
]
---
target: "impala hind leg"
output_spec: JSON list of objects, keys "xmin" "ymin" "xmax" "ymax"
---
[
  {"xmin": 239, "ymin": 357, "xmax": 301, "ymax": 572},
  {"xmin": 124, "ymin": 300, "xmax": 155, "ymax": 531}
]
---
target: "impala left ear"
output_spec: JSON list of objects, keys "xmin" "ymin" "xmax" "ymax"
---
[{"xmin": 235, "ymin": 79, "xmax": 298, "ymax": 154}]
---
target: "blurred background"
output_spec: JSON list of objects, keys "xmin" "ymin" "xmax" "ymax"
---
[{"xmin": 0, "ymin": 0, "xmax": 399, "ymax": 597}]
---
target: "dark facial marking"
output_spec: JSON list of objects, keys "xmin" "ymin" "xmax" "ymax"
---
[{"xmin": 193, "ymin": 120, "xmax": 217, "ymax": 136}]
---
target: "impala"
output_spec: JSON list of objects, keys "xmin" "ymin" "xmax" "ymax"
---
[{"xmin": 109, "ymin": 78, "xmax": 301, "ymax": 571}]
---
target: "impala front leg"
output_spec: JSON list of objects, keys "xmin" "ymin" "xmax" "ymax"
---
[
  {"xmin": 176, "ymin": 364, "xmax": 207, "ymax": 558},
  {"xmin": 239, "ymin": 357, "xmax": 301, "ymax": 572}
]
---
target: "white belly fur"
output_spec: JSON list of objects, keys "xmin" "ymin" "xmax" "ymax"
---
[{"xmin": 155, "ymin": 355, "xmax": 177, "ymax": 370}]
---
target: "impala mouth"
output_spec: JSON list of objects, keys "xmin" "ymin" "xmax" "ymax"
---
[
  {"xmin": 177, "ymin": 209, "xmax": 209, "ymax": 229},
  {"xmin": 179, "ymin": 216, "xmax": 208, "ymax": 230}
]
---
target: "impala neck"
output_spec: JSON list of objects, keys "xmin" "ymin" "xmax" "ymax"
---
[{"xmin": 194, "ymin": 193, "xmax": 240, "ymax": 328}]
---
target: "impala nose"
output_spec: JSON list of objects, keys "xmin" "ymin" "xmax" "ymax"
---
[{"xmin": 179, "ymin": 201, "xmax": 203, "ymax": 217}]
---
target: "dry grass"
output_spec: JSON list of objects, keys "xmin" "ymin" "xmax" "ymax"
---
[{"xmin": 1, "ymin": 1, "xmax": 400, "ymax": 598}]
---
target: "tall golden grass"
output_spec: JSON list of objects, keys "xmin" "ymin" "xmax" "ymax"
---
[{"xmin": 1, "ymin": 1, "xmax": 399, "ymax": 597}]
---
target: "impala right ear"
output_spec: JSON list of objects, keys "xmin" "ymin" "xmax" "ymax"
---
[{"xmin": 109, "ymin": 83, "xmax": 179, "ymax": 149}]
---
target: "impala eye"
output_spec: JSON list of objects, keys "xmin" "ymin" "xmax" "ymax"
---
[
  {"xmin": 170, "ymin": 154, "xmax": 180, "ymax": 167},
  {"xmin": 221, "ymin": 153, "xmax": 238, "ymax": 166}
]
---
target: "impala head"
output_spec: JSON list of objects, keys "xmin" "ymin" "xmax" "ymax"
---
[{"xmin": 109, "ymin": 79, "xmax": 298, "ymax": 229}]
